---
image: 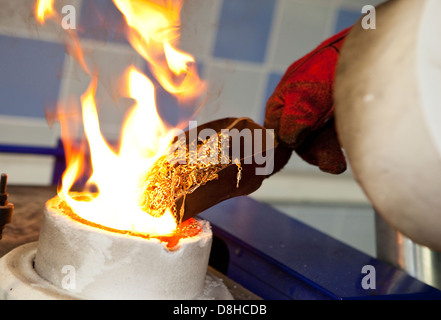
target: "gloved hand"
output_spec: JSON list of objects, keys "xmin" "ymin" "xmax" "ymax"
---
[{"xmin": 264, "ymin": 27, "xmax": 351, "ymax": 174}]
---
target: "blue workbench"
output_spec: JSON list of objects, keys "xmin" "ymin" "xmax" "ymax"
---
[{"xmin": 200, "ymin": 196, "xmax": 441, "ymax": 300}]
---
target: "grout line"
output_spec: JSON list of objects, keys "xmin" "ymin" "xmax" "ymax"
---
[
  {"xmin": 0, "ymin": 115, "xmax": 49, "ymax": 127},
  {"xmin": 256, "ymin": 0, "xmax": 286, "ymax": 124},
  {"xmin": 262, "ymin": 0, "xmax": 285, "ymax": 73},
  {"xmin": 0, "ymin": 115, "xmax": 59, "ymax": 147},
  {"xmin": 200, "ymin": 0, "xmax": 224, "ymax": 75}
]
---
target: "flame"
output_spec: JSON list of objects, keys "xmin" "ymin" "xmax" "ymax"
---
[
  {"xmin": 112, "ymin": 0, "xmax": 205, "ymax": 101},
  {"xmin": 35, "ymin": 0, "xmax": 54, "ymax": 23},
  {"xmin": 58, "ymin": 67, "xmax": 179, "ymax": 236},
  {"xmin": 35, "ymin": 1, "xmax": 205, "ymax": 237},
  {"xmin": 35, "ymin": 0, "xmax": 89, "ymax": 72}
]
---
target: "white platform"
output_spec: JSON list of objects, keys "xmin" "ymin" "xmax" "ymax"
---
[{"xmin": 0, "ymin": 242, "xmax": 233, "ymax": 300}]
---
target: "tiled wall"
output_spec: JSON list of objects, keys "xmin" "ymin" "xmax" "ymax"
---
[{"xmin": 0, "ymin": 0, "xmax": 382, "ymax": 200}]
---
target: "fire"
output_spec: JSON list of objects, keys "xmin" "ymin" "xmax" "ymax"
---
[
  {"xmin": 59, "ymin": 67, "xmax": 179, "ymax": 236},
  {"xmin": 113, "ymin": 0, "xmax": 205, "ymax": 101},
  {"xmin": 36, "ymin": 0, "xmax": 89, "ymax": 72},
  {"xmin": 36, "ymin": 1, "xmax": 205, "ymax": 237},
  {"xmin": 35, "ymin": 0, "xmax": 54, "ymax": 23}
]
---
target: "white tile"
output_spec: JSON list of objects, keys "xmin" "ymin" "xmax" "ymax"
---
[
  {"xmin": 58, "ymin": 42, "xmax": 144, "ymax": 142},
  {"xmin": 0, "ymin": 115, "xmax": 59, "ymax": 146},
  {"xmin": 197, "ymin": 62, "xmax": 265, "ymax": 123},
  {"xmin": 179, "ymin": 0, "xmax": 222, "ymax": 60},
  {"xmin": 250, "ymin": 170, "xmax": 369, "ymax": 204},
  {"xmin": 0, "ymin": 153, "xmax": 54, "ymax": 186},
  {"xmin": 0, "ymin": 0, "xmax": 82, "ymax": 42},
  {"xmin": 270, "ymin": 0, "xmax": 333, "ymax": 69}
]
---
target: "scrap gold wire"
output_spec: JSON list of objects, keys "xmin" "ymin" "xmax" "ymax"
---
[
  {"xmin": 138, "ymin": 132, "xmax": 232, "ymax": 222},
  {"xmin": 235, "ymin": 159, "xmax": 242, "ymax": 189}
]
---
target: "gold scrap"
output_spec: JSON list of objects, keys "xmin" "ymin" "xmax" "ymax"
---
[
  {"xmin": 138, "ymin": 131, "xmax": 232, "ymax": 222},
  {"xmin": 235, "ymin": 159, "xmax": 242, "ymax": 189}
]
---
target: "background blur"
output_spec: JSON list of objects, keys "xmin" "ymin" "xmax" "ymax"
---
[{"xmin": 0, "ymin": 0, "xmax": 385, "ymax": 256}]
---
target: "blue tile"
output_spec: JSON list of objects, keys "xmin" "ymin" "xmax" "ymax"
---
[
  {"xmin": 265, "ymin": 73, "xmax": 283, "ymax": 104},
  {"xmin": 260, "ymin": 72, "xmax": 283, "ymax": 124},
  {"xmin": 213, "ymin": 0, "xmax": 276, "ymax": 63},
  {"xmin": 79, "ymin": 0, "xmax": 128, "ymax": 44},
  {"xmin": 0, "ymin": 35, "xmax": 65, "ymax": 119},
  {"xmin": 334, "ymin": 8, "xmax": 361, "ymax": 33}
]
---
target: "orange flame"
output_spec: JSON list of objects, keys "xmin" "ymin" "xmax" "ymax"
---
[
  {"xmin": 58, "ymin": 67, "xmax": 179, "ymax": 236},
  {"xmin": 35, "ymin": 0, "xmax": 89, "ymax": 72},
  {"xmin": 113, "ymin": 0, "xmax": 205, "ymax": 102},
  {"xmin": 35, "ymin": 1, "xmax": 205, "ymax": 236},
  {"xmin": 35, "ymin": 0, "xmax": 54, "ymax": 23}
]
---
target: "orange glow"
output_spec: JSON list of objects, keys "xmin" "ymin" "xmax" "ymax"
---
[
  {"xmin": 34, "ymin": 1, "xmax": 205, "ymax": 237},
  {"xmin": 35, "ymin": 0, "xmax": 54, "ymax": 23}
]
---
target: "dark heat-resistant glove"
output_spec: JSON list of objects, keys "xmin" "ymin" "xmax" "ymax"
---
[{"xmin": 264, "ymin": 27, "xmax": 351, "ymax": 174}]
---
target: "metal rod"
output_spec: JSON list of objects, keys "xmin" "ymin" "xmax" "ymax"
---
[{"xmin": 0, "ymin": 174, "xmax": 7, "ymax": 206}]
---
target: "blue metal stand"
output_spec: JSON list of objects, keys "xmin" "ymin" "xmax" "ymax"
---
[{"xmin": 200, "ymin": 196, "xmax": 441, "ymax": 300}]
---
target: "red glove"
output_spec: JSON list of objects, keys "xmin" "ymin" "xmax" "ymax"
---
[{"xmin": 265, "ymin": 27, "xmax": 351, "ymax": 174}]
